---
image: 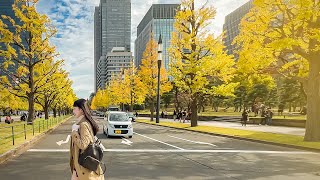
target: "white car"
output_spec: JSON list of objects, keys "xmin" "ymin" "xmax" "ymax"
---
[{"xmin": 103, "ymin": 111, "xmax": 133, "ymax": 138}]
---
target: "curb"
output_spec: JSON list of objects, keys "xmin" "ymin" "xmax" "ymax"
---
[
  {"xmin": 0, "ymin": 116, "xmax": 73, "ymax": 164},
  {"xmin": 136, "ymin": 121, "xmax": 320, "ymax": 153}
]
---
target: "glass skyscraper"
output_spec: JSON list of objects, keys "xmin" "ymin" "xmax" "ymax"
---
[
  {"xmin": 94, "ymin": 0, "xmax": 131, "ymax": 92},
  {"xmin": 0, "ymin": 0, "xmax": 18, "ymax": 75},
  {"xmin": 223, "ymin": 0, "xmax": 253, "ymax": 61},
  {"xmin": 134, "ymin": 4, "xmax": 179, "ymax": 71}
]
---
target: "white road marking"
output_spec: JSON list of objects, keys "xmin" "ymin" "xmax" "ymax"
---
[
  {"xmin": 100, "ymin": 143, "xmax": 107, "ymax": 151},
  {"xmin": 121, "ymin": 138, "xmax": 133, "ymax": 146},
  {"xmin": 133, "ymin": 132, "xmax": 185, "ymax": 150},
  {"xmin": 168, "ymin": 135, "xmax": 217, "ymax": 147},
  {"xmin": 56, "ymin": 135, "xmax": 71, "ymax": 146},
  {"xmin": 27, "ymin": 149, "xmax": 316, "ymax": 154}
]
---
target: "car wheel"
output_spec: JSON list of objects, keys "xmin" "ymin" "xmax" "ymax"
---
[{"xmin": 129, "ymin": 136, "xmax": 133, "ymax": 138}]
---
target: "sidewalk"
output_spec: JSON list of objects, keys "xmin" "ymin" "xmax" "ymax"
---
[{"xmin": 138, "ymin": 117, "xmax": 305, "ymax": 136}]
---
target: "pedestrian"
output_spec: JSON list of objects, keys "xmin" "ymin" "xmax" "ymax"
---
[
  {"xmin": 135, "ymin": 111, "xmax": 138, "ymax": 117},
  {"xmin": 187, "ymin": 111, "xmax": 191, "ymax": 123},
  {"xmin": 266, "ymin": 107, "xmax": 273, "ymax": 125},
  {"xmin": 70, "ymin": 99, "xmax": 104, "ymax": 180},
  {"xmin": 241, "ymin": 109, "xmax": 249, "ymax": 126},
  {"xmin": 5, "ymin": 115, "xmax": 12, "ymax": 124},
  {"xmin": 259, "ymin": 109, "xmax": 267, "ymax": 125},
  {"xmin": 178, "ymin": 110, "xmax": 182, "ymax": 123},
  {"xmin": 182, "ymin": 109, "xmax": 187, "ymax": 123},
  {"xmin": 173, "ymin": 110, "xmax": 177, "ymax": 121},
  {"xmin": 161, "ymin": 111, "xmax": 164, "ymax": 118}
]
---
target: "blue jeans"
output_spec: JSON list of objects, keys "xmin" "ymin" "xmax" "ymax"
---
[{"xmin": 267, "ymin": 117, "xmax": 272, "ymax": 125}]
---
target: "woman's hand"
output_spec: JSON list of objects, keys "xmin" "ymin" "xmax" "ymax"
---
[{"xmin": 72, "ymin": 124, "xmax": 80, "ymax": 132}]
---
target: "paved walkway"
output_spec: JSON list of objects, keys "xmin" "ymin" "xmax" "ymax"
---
[{"xmin": 138, "ymin": 117, "xmax": 305, "ymax": 136}]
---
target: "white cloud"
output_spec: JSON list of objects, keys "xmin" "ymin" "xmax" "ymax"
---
[{"xmin": 37, "ymin": 0, "xmax": 250, "ymax": 99}]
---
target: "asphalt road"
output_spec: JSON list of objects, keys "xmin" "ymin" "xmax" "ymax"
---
[{"xmin": 0, "ymin": 116, "xmax": 319, "ymax": 180}]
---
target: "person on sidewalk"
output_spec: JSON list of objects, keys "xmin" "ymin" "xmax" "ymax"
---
[
  {"xmin": 178, "ymin": 110, "xmax": 182, "ymax": 123},
  {"xmin": 266, "ymin": 108, "xmax": 273, "ymax": 125},
  {"xmin": 241, "ymin": 109, "xmax": 249, "ymax": 126},
  {"xmin": 70, "ymin": 99, "xmax": 104, "ymax": 180},
  {"xmin": 187, "ymin": 111, "xmax": 191, "ymax": 123},
  {"xmin": 182, "ymin": 109, "xmax": 187, "ymax": 123},
  {"xmin": 161, "ymin": 111, "xmax": 164, "ymax": 118},
  {"xmin": 173, "ymin": 110, "xmax": 177, "ymax": 121},
  {"xmin": 259, "ymin": 109, "xmax": 267, "ymax": 125}
]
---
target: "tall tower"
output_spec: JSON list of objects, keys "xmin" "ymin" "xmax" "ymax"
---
[
  {"xmin": 134, "ymin": 4, "xmax": 179, "ymax": 71},
  {"xmin": 94, "ymin": 0, "xmax": 131, "ymax": 92}
]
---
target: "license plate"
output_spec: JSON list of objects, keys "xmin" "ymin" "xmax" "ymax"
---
[{"xmin": 115, "ymin": 130, "xmax": 121, "ymax": 134}]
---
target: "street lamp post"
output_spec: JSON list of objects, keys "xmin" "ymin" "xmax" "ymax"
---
[{"xmin": 156, "ymin": 34, "xmax": 163, "ymax": 124}]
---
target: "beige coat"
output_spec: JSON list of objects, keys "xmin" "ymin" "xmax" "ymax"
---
[{"xmin": 70, "ymin": 117, "xmax": 105, "ymax": 180}]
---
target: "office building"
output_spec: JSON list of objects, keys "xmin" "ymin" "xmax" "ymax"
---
[
  {"xmin": 134, "ymin": 4, "xmax": 179, "ymax": 70},
  {"xmin": 97, "ymin": 47, "xmax": 132, "ymax": 90},
  {"xmin": 94, "ymin": 0, "xmax": 131, "ymax": 91},
  {"xmin": 223, "ymin": 0, "xmax": 253, "ymax": 61}
]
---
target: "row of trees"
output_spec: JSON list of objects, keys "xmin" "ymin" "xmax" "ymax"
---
[
  {"xmin": 0, "ymin": 0, "xmax": 77, "ymax": 122},
  {"xmin": 91, "ymin": 35, "xmax": 172, "ymax": 121},
  {"xmin": 92, "ymin": 0, "xmax": 319, "ymax": 141}
]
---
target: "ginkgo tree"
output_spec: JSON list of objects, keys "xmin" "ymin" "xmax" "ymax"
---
[
  {"xmin": 122, "ymin": 65, "xmax": 146, "ymax": 111},
  {"xmin": 235, "ymin": 0, "xmax": 320, "ymax": 141},
  {"xmin": 138, "ymin": 35, "xmax": 172, "ymax": 121},
  {"xmin": 0, "ymin": 0, "xmax": 58, "ymax": 123},
  {"xmin": 34, "ymin": 58, "xmax": 72, "ymax": 119},
  {"xmin": 169, "ymin": 0, "xmax": 237, "ymax": 127}
]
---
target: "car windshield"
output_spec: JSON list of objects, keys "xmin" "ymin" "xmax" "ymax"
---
[{"xmin": 109, "ymin": 113, "xmax": 129, "ymax": 121}]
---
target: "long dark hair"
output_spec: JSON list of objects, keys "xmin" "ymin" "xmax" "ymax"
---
[{"xmin": 73, "ymin": 99, "xmax": 99, "ymax": 136}]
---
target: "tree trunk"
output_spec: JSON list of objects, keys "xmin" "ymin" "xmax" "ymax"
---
[
  {"xmin": 289, "ymin": 103, "xmax": 292, "ymax": 112},
  {"xmin": 27, "ymin": 65, "xmax": 35, "ymax": 124},
  {"xmin": 190, "ymin": 96, "xmax": 198, "ymax": 127},
  {"xmin": 174, "ymin": 86, "xmax": 180, "ymax": 112},
  {"xmin": 44, "ymin": 100, "xmax": 49, "ymax": 119},
  {"xmin": 53, "ymin": 108, "xmax": 57, "ymax": 118},
  {"xmin": 304, "ymin": 56, "xmax": 320, "ymax": 141},
  {"xmin": 130, "ymin": 91, "xmax": 133, "ymax": 112}
]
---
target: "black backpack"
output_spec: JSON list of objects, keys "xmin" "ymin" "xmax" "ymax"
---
[{"xmin": 78, "ymin": 124, "xmax": 106, "ymax": 175}]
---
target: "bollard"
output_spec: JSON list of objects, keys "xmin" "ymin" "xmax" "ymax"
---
[
  {"xmin": 32, "ymin": 122, "xmax": 35, "ymax": 136},
  {"xmin": 11, "ymin": 126, "xmax": 14, "ymax": 145},
  {"xmin": 24, "ymin": 124, "xmax": 26, "ymax": 140}
]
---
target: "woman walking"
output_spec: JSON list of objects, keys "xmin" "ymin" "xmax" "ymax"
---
[
  {"xmin": 241, "ymin": 109, "xmax": 249, "ymax": 126},
  {"xmin": 70, "ymin": 99, "xmax": 104, "ymax": 180}
]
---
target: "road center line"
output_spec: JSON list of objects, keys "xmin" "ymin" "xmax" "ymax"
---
[
  {"xmin": 133, "ymin": 132, "xmax": 185, "ymax": 150},
  {"xmin": 168, "ymin": 135, "xmax": 217, "ymax": 147},
  {"xmin": 27, "ymin": 149, "xmax": 316, "ymax": 154}
]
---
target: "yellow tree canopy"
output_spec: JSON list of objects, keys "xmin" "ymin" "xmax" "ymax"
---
[
  {"xmin": 138, "ymin": 35, "xmax": 172, "ymax": 102},
  {"xmin": 234, "ymin": 0, "xmax": 320, "ymax": 141}
]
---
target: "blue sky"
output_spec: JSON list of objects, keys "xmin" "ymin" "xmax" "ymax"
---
[{"xmin": 36, "ymin": 0, "xmax": 249, "ymax": 99}]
